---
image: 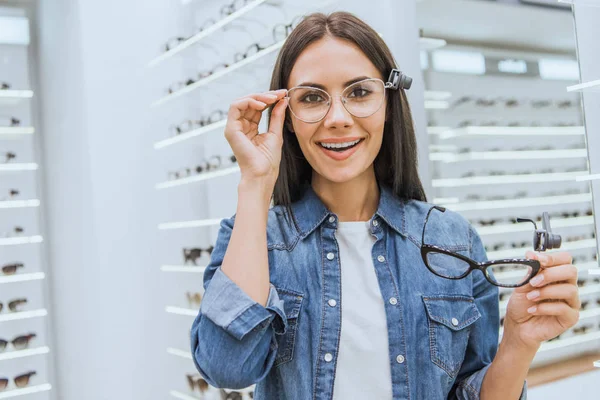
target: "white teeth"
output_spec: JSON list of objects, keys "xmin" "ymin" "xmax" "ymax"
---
[{"xmin": 319, "ymin": 139, "xmax": 361, "ymax": 149}]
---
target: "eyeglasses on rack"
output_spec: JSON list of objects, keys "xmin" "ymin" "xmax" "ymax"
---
[
  {"xmin": 220, "ymin": 388, "xmax": 244, "ymax": 400},
  {"xmin": 183, "ymin": 246, "xmax": 215, "ymax": 265},
  {"xmin": 169, "ymin": 110, "xmax": 226, "ymax": 136},
  {"xmin": 186, "ymin": 292, "xmax": 203, "ymax": 308},
  {"xmin": 1, "ymin": 262, "xmax": 24, "ymax": 275},
  {"xmin": 186, "ymin": 374, "xmax": 209, "ymax": 394},
  {"xmin": 0, "ymin": 298, "xmax": 27, "ymax": 313},
  {"xmin": 168, "ymin": 154, "xmax": 238, "ymax": 181},
  {"xmin": 0, "ymin": 189, "xmax": 19, "ymax": 201},
  {"xmin": 1, "ymin": 82, "xmax": 10, "ymax": 90},
  {"xmin": 2, "ymin": 151, "xmax": 16, "ymax": 163},
  {"xmin": 0, "ymin": 333, "xmax": 36, "ymax": 352},
  {"xmin": 0, "ymin": 371, "xmax": 36, "ymax": 391},
  {"xmin": 0, "ymin": 117, "xmax": 20, "ymax": 127},
  {"xmin": 1, "ymin": 226, "xmax": 24, "ymax": 238}
]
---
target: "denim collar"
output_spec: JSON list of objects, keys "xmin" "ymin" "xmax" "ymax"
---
[{"xmin": 289, "ymin": 183, "xmax": 407, "ymax": 240}]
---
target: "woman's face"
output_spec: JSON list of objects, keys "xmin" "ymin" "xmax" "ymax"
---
[{"xmin": 287, "ymin": 36, "xmax": 387, "ymax": 184}]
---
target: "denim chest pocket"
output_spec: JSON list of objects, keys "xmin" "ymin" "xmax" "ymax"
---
[
  {"xmin": 273, "ymin": 287, "xmax": 304, "ymax": 367},
  {"xmin": 422, "ymin": 295, "xmax": 481, "ymax": 379}
]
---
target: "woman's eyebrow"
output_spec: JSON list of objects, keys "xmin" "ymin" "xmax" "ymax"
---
[{"xmin": 296, "ymin": 75, "xmax": 372, "ymax": 90}]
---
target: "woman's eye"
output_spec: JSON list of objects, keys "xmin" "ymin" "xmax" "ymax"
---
[
  {"xmin": 301, "ymin": 93, "xmax": 325, "ymax": 103},
  {"xmin": 348, "ymin": 88, "xmax": 370, "ymax": 98}
]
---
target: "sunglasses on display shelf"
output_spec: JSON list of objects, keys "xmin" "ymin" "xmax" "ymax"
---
[
  {"xmin": 186, "ymin": 292, "xmax": 203, "ymax": 308},
  {"xmin": 421, "ymin": 207, "xmax": 562, "ymax": 288},
  {"xmin": 168, "ymin": 155, "xmax": 238, "ymax": 181},
  {"xmin": 183, "ymin": 246, "xmax": 215, "ymax": 265},
  {"xmin": 0, "ymin": 372, "xmax": 36, "ymax": 391},
  {"xmin": 169, "ymin": 110, "xmax": 226, "ymax": 136},
  {"xmin": 1, "ymin": 226, "xmax": 24, "ymax": 238},
  {"xmin": 1, "ymin": 262, "xmax": 24, "ymax": 275},
  {"xmin": 187, "ymin": 374, "xmax": 209, "ymax": 394},
  {"xmin": 0, "ymin": 298, "xmax": 27, "ymax": 313},
  {"xmin": 0, "ymin": 333, "xmax": 36, "ymax": 352},
  {"xmin": 0, "ymin": 189, "xmax": 19, "ymax": 201}
]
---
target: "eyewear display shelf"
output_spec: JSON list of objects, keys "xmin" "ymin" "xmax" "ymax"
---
[
  {"xmin": 567, "ymin": 0, "xmax": 600, "ymax": 370},
  {"xmin": 0, "ymin": 3, "xmax": 54, "ymax": 400},
  {"xmin": 423, "ymin": 42, "xmax": 599, "ymax": 371},
  {"xmin": 149, "ymin": 0, "xmax": 341, "ymax": 399}
]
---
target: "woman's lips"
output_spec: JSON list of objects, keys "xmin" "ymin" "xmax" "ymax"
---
[{"xmin": 318, "ymin": 139, "xmax": 364, "ymax": 161}]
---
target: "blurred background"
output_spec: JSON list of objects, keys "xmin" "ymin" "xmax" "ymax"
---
[{"xmin": 0, "ymin": 0, "xmax": 599, "ymax": 399}]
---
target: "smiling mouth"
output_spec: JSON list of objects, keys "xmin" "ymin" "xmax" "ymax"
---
[{"xmin": 317, "ymin": 139, "xmax": 364, "ymax": 152}]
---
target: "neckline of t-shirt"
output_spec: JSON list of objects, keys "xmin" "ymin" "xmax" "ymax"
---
[{"xmin": 336, "ymin": 220, "xmax": 371, "ymax": 232}]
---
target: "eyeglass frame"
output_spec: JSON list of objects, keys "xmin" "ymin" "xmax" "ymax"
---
[
  {"xmin": 284, "ymin": 69, "xmax": 409, "ymax": 124},
  {"xmin": 421, "ymin": 205, "xmax": 541, "ymax": 288}
]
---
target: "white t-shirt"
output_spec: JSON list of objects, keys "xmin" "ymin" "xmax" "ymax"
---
[{"xmin": 332, "ymin": 221, "xmax": 393, "ymax": 400}]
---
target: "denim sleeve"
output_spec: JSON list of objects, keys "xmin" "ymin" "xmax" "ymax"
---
[
  {"xmin": 451, "ymin": 224, "xmax": 527, "ymax": 400},
  {"xmin": 190, "ymin": 215, "xmax": 288, "ymax": 389}
]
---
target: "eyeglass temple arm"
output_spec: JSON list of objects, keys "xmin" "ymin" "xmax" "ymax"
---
[{"xmin": 422, "ymin": 206, "xmax": 446, "ymax": 247}]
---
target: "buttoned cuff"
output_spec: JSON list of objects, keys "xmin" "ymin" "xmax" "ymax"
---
[
  {"xmin": 200, "ymin": 268, "xmax": 287, "ymax": 341},
  {"xmin": 456, "ymin": 364, "xmax": 527, "ymax": 400}
]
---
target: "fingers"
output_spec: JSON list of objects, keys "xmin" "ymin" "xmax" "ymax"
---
[
  {"xmin": 267, "ymin": 97, "xmax": 289, "ymax": 140},
  {"xmin": 529, "ymin": 263, "xmax": 578, "ymax": 287},
  {"xmin": 228, "ymin": 90, "xmax": 287, "ymax": 122},
  {"xmin": 526, "ymin": 283, "xmax": 580, "ymax": 309},
  {"xmin": 527, "ymin": 299, "xmax": 579, "ymax": 325},
  {"xmin": 526, "ymin": 251, "xmax": 573, "ymax": 269}
]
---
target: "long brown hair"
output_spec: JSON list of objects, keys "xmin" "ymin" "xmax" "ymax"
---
[{"xmin": 267, "ymin": 11, "xmax": 427, "ymax": 219}]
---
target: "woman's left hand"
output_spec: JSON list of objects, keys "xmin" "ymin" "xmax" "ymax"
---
[{"xmin": 503, "ymin": 251, "xmax": 581, "ymax": 350}]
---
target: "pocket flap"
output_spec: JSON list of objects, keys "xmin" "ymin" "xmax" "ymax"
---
[
  {"xmin": 422, "ymin": 295, "xmax": 481, "ymax": 331},
  {"xmin": 276, "ymin": 287, "xmax": 303, "ymax": 320}
]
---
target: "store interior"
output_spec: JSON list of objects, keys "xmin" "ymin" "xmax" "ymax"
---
[{"xmin": 0, "ymin": 0, "xmax": 599, "ymax": 399}]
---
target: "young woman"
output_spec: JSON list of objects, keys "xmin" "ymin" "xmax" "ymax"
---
[{"xmin": 190, "ymin": 11, "xmax": 580, "ymax": 400}]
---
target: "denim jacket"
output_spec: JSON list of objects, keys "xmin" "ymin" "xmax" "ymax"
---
[{"xmin": 190, "ymin": 183, "xmax": 527, "ymax": 400}]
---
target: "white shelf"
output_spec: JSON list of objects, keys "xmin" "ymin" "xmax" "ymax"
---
[
  {"xmin": 0, "ymin": 163, "xmax": 38, "ymax": 172},
  {"xmin": 158, "ymin": 218, "xmax": 223, "ymax": 230},
  {"xmin": 154, "ymin": 120, "xmax": 227, "ymax": 150},
  {"xmin": 0, "ymin": 384, "xmax": 52, "ymax": 399},
  {"xmin": 0, "ymin": 346, "xmax": 50, "ymax": 362},
  {"xmin": 437, "ymin": 193, "xmax": 592, "ymax": 212},
  {"xmin": 0, "ymin": 199, "xmax": 40, "ymax": 209},
  {"xmin": 161, "ymin": 265, "xmax": 207, "ymax": 273},
  {"xmin": 170, "ymin": 391, "xmax": 201, "ymax": 400},
  {"xmin": 430, "ymin": 149, "xmax": 587, "ymax": 163},
  {"xmin": 500, "ymin": 284, "xmax": 600, "ymax": 312},
  {"xmin": 438, "ymin": 126, "xmax": 585, "ymax": 140},
  {"xmin": 0, "ymin": 235, "xmax": 43, "ymax": 246},
  {"xmin": 539, "ymin": 330, "xmax": 600, "ymax": 353},
  {"xmin": 0, "ymin": 272, "xmax": 45, "ymax": 284},
  {"xmin": 165, "ymin": 306, "xmax": 197, "ymax": 317},
  {"xmin": 167, "ymin": 347, "xmax": 193, "ymax": 360},
  {"xmin": 420, "ymin": 37, "xmax": 447, "ymax": 50},
  {"xmin": 590, "ymin": 269, "xmax": 600, "ymax": 276},
  {"xmin": 0, "ymin": 89, "xmax": 33, "ymax": 99},
  {"xmin": 576, "ymin": 173, "xmax": 600, "ymax": 182},
  {"xmin": 151, "ymin": 41, "xmax": 285, "ymax": 107},
  {"xmin": 567, "ymin": 79, "xmax": 600, "ymax": 92},
  {"xmin": 559, "ymin": 0, "xmax": 600, "ymax": 6},
  {"xmin": 155, "ymin": 165, "xmax": 240, "ymax": 189},
  {"xmin": 477, "ymin": 215, "xmax": 593, "ymax": 236},
  {"xmin": 595, "ymin": 360, "xmax": 600, "ymax": 368},
  {"xmin": 487, "ymin": 238, "xmax": 596, "ymax": 260},
  {"xmin": 432, "ymin": 171, "xmax": 585, "ymax": 188},
  {"xmin": 0, "ymin": 309, "xmax": 47, "ymax": 323},
  {"xmin": 148, "ymin": 0, "xmax": 269, "ymax": 67},
  {"xmin": 424, "ymin": 100, "xmax": 450, "ymax": 109},
  {"xmin": 0, "ymin": 127, "xmax": 34, "ymax": 137}
]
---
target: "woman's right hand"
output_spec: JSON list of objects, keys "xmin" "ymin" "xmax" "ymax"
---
[{"xmin": 224, "ymin": 89, "xmax": 289, "ymax": 185}]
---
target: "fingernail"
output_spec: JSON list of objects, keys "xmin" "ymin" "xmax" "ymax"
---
[
  {"xmin": 526, "ymin": 290, "xmax": 540, "ymax": 300},
  {"xmin": 530, "ymin": 275, "xmax": 544, "ymax": 286},
  {"xmin": 527, "ymin": 306, "xmax": 537, "ymax": 314}
]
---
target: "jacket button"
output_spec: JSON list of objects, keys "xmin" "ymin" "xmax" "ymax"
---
[
  {"xmin": 396, "ymin": 355, "xmax": 405, "ymax": 364},
  {"xmin": 324, "ymin": 353, "xmax": 333, "ymax": 362},
  {"xmin": 389, "ymin": 297, "xmax": 397, "ymax": 305},
  {"xmin": 327, "ymin": 252, "xmax": 335, "ymax": 260},
  {"xmin": 372, "ymin": 219, "xmax": 379, "ymax": 227},
  {"xmin": 452, "ymin": 318, "xmax": 459, "ymax": 326},
  {"xmin": 328, "ymin": 216, "xmax": 336, "ymax": 223},
  {"xmin": 377, "ymin": 255, "xmax": 385, "ymax": 262},
  {"xmin": 328, "ymin": 299, "xmax": 337, "ymax": 307}
]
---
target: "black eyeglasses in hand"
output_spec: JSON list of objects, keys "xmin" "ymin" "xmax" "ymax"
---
[{"xmin": 421, "ymin": 206, "xmax": 545, "ymax": 288}]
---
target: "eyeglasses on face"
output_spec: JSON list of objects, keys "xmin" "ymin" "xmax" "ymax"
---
[
  {"xmin": 0, "ymin": 333, "xmax": 36, "ymax": 352},
  {"xmin": 421, "ymin": 206, "xmax": 541, "ymax": 288},
  {"xmin": 0, "ymin": 371, "xmax": 36, "ymax": 391},
  {"xmin": 2, "ymin": 262, "xmax": 24, "ymax": 275},
  {"xmin": 0, "ymin": 298, "xmax": 27, "ymax": 313},
  {"xmin": 285, "ymin": 78, "xmax": 391, "ymax": 123}
]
